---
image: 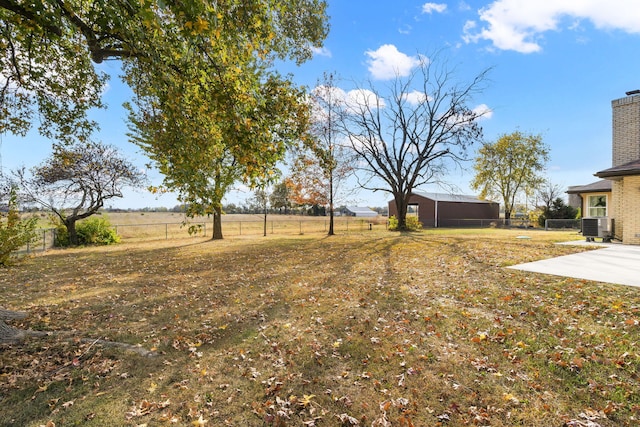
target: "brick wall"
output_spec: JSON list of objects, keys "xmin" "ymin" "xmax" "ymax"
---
[
  {"xmin": 610, "ymin": 94, "xmax": 640, "ymax": 243},
  {"xmin": 611, "ymin": 180, "xmax": 624, "ymax": 240},
  {"xmin": 621, "ymin": 176, "xmax": 640, "ymax": 244},
  {"xmin": 612, "ymin": 95, "xmax": 640, "ymax": 167}
]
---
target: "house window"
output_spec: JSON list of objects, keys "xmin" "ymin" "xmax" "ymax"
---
[{"xmin": 587, "ymin": 195, "xmax": 607, "ymax": 217}]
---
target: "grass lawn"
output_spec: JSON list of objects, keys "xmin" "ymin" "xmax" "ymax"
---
[{"xmin": 1, "ymin": 229, "xmax": 639, "ymax": 426}]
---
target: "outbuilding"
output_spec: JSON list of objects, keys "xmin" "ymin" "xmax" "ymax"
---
[
  {"xmin": 343, "ymin": 206, "xmax": 378, "ymax": 218},
  {"xmin": 388, "ymin": 191, "xmax": 499, "ymax": 228}
]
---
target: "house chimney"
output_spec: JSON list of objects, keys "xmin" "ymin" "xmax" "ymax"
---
[{"xmin": 611, "ymin": 91, "xmax": 640, "ymax": 167}]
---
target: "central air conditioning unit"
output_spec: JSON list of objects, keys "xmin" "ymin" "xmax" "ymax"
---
[{"xmin": 582, "ymin": 217, "xmax": 614, "ymax": 242}]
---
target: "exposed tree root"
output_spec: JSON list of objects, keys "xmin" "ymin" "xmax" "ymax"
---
[{"xmin": 0, "ymin": 308, "xmax": 156, "ymax": 357}]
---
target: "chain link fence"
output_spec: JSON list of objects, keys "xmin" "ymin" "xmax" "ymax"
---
[
  {"xmin": 19, "ymin": 217, "xmax": 384, "ymax": 255},
  {"xmin": 18, "ymin": 216, "xmax": 581, "ymax": 256}
]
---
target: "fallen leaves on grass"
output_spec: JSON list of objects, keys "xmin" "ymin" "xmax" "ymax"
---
[{"xmin": 2, "ymin": 232, "xmax": 640, "ymax": 426}]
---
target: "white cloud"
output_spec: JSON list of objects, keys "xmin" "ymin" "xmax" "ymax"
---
[
  {"xmin": 312, "ymin": 46, "xmax": 332, "ymax": 58},
  {"xmin": 473, "ymin": 103, "xmax": 493, "ymax": 120},
  {"xmin": 365, "ymin": 44, "xmax": 423, "ymax": 80},
  {"xmin": 463, "ymin": 0, "xmax": 640, "ymax": 53},
  {"xmin": 310, "ymin": 85, "xmax": 385, "ymax": 116},
  {"xmin": 346, "ymin": 89, "xmax": 386, "ymax": 113},
  {"xmin": 398, "ymin": 24, "xmax": 412, "ymax": 35},
  {"xmin": 458, "ymin": 1, "xmax": 472, "ymax": 12},
  {"xmin": 422, "ymin": 3, "xmax": 447, "ymax": 14},
  {"xmin": 401, "ymin": 90, "xmax": 431, "ymax": 106}
]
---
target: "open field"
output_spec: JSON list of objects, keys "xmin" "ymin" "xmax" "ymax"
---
[
  {"xmin": 25, "ymin": 213, "xmax": 389, "ymax": 249},
  {"xmin": 1, "ymin": 229, "xmax": 639, "ymax": 426}
]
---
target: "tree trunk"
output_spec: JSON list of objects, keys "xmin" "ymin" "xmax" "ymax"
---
[
  {"xmin": 65, "ymin": 218, "xmax": 79, "ymax": 245},
  {"xmin": 394, "ymin": 196, "xmax": 408, "ymax": 230},
  {"xmin": 263, "ymin": 206, "xmax": 267, "ymax": 237},
  {"xmin": 328, "ymin": 173, "xmax": 334, "ymax": 236},
  {"xmin": 328, "ymin": 208, "xmax": 334, "ymax": 236},
  {"xmin": 211, "ymin": 205, "xmax": 223, "ymax": 240},
  {"xmin": 504, "ymin": 210, "xmax": 512, "ymax": 226}
]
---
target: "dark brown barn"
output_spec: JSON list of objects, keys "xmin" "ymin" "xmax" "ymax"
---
[{"xmin": 388, "ymin": 191, "xmax": 499, "ymax": 227}]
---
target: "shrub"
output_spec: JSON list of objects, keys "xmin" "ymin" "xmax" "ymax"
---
[
  {"xmin": 537, "ymin": 198, "xmax": 578, "ymax": 227},
  {"xmin": 388, "ymin": 215, "xmax": 423, "ymax": 231},
  {"xmin": 54, "ymin": 216, "xmax": 119, "ymax": 247},
  {"xmin": 0, "ymin": 190, "xmax": 38, "ymax": 266}
]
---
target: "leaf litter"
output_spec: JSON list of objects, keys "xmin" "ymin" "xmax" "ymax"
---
[{"xmin": 0, "ymin": 230, "xmax": 639, "ymax": 426}]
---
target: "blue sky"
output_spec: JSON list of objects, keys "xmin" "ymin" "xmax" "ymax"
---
[{"xmin": 3, "ymin": 0, "xmax": 640, "ymax": 209}]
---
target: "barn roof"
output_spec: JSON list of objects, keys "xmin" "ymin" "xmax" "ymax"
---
[
  {"xmin": 411, "ymin": 191, "xmax": 496, "ymax": 204},
  {"xmin": 345, "ymin": 206, "xmax": 377, "ymax": 214}
]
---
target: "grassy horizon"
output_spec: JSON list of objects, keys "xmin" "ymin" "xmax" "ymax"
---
[{"xmin": 1, "ymin": 229, "xmax": 638, "ymax": 426}]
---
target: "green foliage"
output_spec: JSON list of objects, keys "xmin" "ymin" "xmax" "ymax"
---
[
  {"xmin": 54, "ymin": 216, "xmax": 119, "ymax": 247},
  {"xmin": 471, "ymin": 131, "xmax": 550, "ymax": 220},
  {"xmin": 1, "ymin": 1, "xmax": 329, "ymax": 144},
  {"xmin": 388, "ymin": 215, "xmax": 422, "ymax": 231},
  {"xmin": 0, "ymin": 190, "xmax": 38, "ymax": 266},
  {"xmin": 537, "ymin": 198, "xmax": 579, "ymax": 227}
]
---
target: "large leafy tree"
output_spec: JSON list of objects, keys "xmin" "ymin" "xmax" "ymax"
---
[
  {"xmin": 471, "ymin": 131, "xmax": 550, "ymax": 223},
  {"xmin": 340, "ymin": 57, "xmax": 489, "ymax": 231},
  {"xmin": 0, "ymin": 2, "xmax": 106, "ymax": 143},
  {"xmin": 1, "ymin": 1, "xmax": 329, "ymax": 203},
  {"xmin": 127, "ymin": 69, "xmax": 310, "ymax": 239},
  {"xmin": 121, "ymin": 1, "xmax": 327, "ymax": 239},
  {"xmin": 12, "ymin": 142, "xmax": 146, "ymax": 245},
  {"xmin": 1, "ymin": 1, "xmax": 327, "ymax": 135}
]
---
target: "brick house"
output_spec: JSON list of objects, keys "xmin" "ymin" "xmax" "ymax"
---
[
  {"xmin": 572, "ymin": 91, "xmax": 640, "ymax": 244},
  {"xmin": 566, "ymin": 180, "xmax": 611, "ymax": 217}
]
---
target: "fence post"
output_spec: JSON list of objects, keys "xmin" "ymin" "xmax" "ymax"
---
[
  {"xmin": 545, "ymin": 219, "xmax": 548, "ymax": 231},
  {"xmin": 43, "ymin": 229, "xmax": 46, "ymax": 252},
  {"xmin": 204, "ymin": 223, "xmax": 207, "ymax": 237}
]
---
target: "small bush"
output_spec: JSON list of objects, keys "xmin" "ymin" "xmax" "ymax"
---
[
  {"xmin": 388, "ymin": 215, "xmax": 423, "ymax": 231},
  {"xmin": 0, "ymin": 190, "xmax": 38, "ymax": 266},
  {"xmin": 78, "ymin": 216, "xmax": 120, "ymax": 245},
  {"xmin": 54, "ymin": 216, "xmax": 119, "ymax": 247}
]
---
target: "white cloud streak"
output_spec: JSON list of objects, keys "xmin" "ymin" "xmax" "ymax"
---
[
  {"xmin": 312, "ymin": 46, "xmax": 332, "ymax": 58},
  {"xmin": 422, "ymin": 3, "xmax": 447, "ymax": 14},
  {"xmin": 463, "ymin": 0, "xmax": 640, "ymax": 53},
  {"xmin": 473, "ymin": 103, "xmax": 493, "ymax": 120},
  {"xmin": 401, "ymin": 90, "xmax": 431, "ymax": 106}
]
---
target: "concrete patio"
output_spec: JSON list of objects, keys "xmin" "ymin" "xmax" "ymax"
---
[{"xmin": 508, "ymin": 241, "xmax": 640, "ymax": 288}]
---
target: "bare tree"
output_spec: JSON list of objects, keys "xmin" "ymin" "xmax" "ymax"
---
[
  {"xmin": 13, "ymin": 142, "xmax": 146, "ymax": 245},
  {"xmin": 535, "ymin": 179, "xmax": 564, "ymax": 211},
  {"xmin": 341, "ymin": 57, "xmax": 489, "ymax": 230},
  {"xmin": 307, "ymin": 72, "xmax": 356, "ymax": 235}
]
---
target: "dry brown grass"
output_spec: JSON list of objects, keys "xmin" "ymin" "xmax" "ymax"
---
[
  {"xmin": 1, "ymin": 229, "xmax": 639, "ymax": 426},
  {"xmin": 91, "ymin": 212, "xmax": 386, "ymax": 239}
]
